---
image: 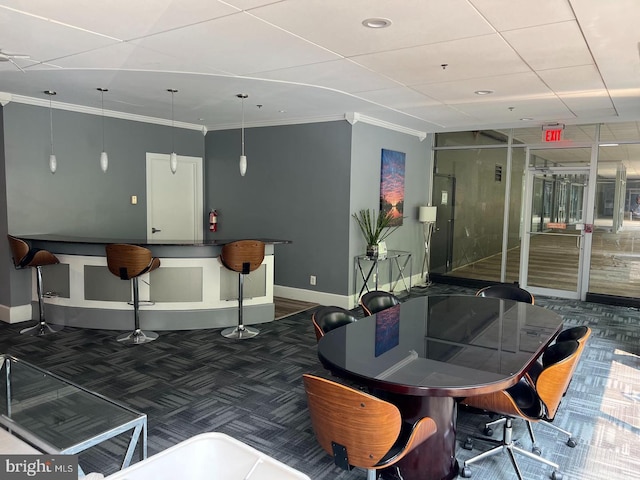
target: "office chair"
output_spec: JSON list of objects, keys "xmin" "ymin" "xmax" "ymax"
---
[
  {"xmin": 475, "ymin": 284, "xmax": 534, "ymax": 304},
  {"xmin": 312, "ymin": 306, "xmax": 358, "ymax": 342},
  {"xmin": 219, "ymin": 239, "xmax": 265, "ymax": 339},
  {"xmin": 459, "ymin": 340, "xmax": 582, "ymax": 480},
  {"xmin": 524, "ymin": 326, "xmax": 591, "ymax": 447},
  {"xmin": 7, "ymin": 235, "xmax": 63, "ymax": 336},
  {"xmin": 105, "ymin": 243, "xmax": 161, "ymax": 344},
  {"xmin": 360, "ymin": 290, "xmax": 400, "ymax": 316},
  {"xmin": 302, "ymin": 374, "xmax": 437, "ymax": 480}
]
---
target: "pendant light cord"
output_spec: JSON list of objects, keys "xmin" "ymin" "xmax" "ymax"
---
[
  {"xmin": 49, "ymin": 94, "xmax": 54, "ymax": 154},
  {"xmin": 100, "ymin": 90, "xmax": 105, "ymax": 151},
  {"xmin": 171, "ymin": 90, "xmax": 175, "ymax": 153},
  {"xmin": 241, "ymin": 95, "xmax": 245, "ymax": 156}
]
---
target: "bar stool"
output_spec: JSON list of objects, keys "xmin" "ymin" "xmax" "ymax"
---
[
  {"xmin": 219, "ymin": 240, "xmax": 265, "ymax": 339},
  {"xmin": 7, "ymin": 235, "xmax": 63, "ymax": 336},
  {"xmin": 105, "ymin": 244, "xmax": 160, "ymax": 345}
]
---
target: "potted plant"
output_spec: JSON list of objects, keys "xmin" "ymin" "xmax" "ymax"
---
[{"xmin": 352, "ymin": 209, "xmax": 401, "ymax": 257}]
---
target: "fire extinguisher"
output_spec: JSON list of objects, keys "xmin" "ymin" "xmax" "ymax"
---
[{"xmin": 209, "ymin": 210, "xmax": 218, "ymax": 232}]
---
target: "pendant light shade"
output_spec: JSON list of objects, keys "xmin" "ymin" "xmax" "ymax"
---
[
  {"xmin": 237, "ymin": 93, "xmax": 248, "ymax": 176},
  {"xmin": 49, "ymin": 154, "xmax": 57, "ymax": 174},
  {"xmin": 45, "ymin": 90, "xmax": 57, "ymax": 174},
  {"xmin": 97, "ymin": 88, "xmax": 109, "ymax": 172},
  {"xmin": 168, "ymin": 88, "xmax": 178, "ymax": 174}
]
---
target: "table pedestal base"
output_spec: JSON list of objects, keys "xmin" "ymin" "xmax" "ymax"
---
[{"xmin": 375, "ymin": 392, "xmax": 459, "ymax": 480}]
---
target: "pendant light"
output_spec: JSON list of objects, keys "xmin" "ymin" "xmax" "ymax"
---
[
  {"xmin": 45, "ymin": 90, "xmax": 57, "ymax": 174},
  {"xmin": 97, "ymin": 87, "xmax": 109, "ymax": 172},
  {"xmin": 167, "ymin": 88, "xmax": 178, "ymax": 174},
  {"xmin": 237, "ymin": 93, "xmax": 248, "ymax": 176}
]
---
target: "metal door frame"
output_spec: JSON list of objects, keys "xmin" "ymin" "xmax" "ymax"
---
[{"xmin": 520, "ymin": 153, "xmax": 595, "ymax": 300}]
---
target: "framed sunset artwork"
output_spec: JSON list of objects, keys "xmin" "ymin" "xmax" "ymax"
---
[{"xmin": 380, "ymin": 149, "xmax": 406, "ymax": 226}]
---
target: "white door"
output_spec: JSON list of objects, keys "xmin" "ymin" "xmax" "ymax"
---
[{"xmin": 146, "ymin": 153, "xmax": 203, "ymax": 242}]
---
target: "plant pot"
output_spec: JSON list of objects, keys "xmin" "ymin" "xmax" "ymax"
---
[{"xmin": 366, "ymin": 244, "xmax": 379, "ymax": 258}]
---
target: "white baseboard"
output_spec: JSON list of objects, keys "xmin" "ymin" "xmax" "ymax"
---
[{"xmin": 273, "ymin": 286, "xmax": 353, "ymax": 310}]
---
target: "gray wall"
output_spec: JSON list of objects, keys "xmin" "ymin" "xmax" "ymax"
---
[
  {"xmin": 0, "ymin": 105, "xmax": 11, "ymax": 306},
  {"xmin": 349, "ymin": 122, "xmax": 432, "ymax": 290},
  {"xmin": 4, "ymin": 102, "xmax": 204, "ymax": 238},
  {"xmin": 205, "ymin": 121, "xmax": 353, "ymax": 295}
]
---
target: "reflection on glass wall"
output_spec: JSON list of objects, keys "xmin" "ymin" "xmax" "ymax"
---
[
  {"xmin": 432, "ymin": 131, "xmax": 524, "ymax": 283},
  {"xmin": 433, "ymin": 123, "xmax": 640, "ymax": 304},
  {"xmin": 589, "ymin": 147, "xmax": 640, "ymax": 298}
]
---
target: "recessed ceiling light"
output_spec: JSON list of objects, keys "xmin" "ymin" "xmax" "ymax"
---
[
  {"xmin": 362, "ymin": 18, "xmax": 392, "ymax": 28},
  {"xmin": 520, "ymin": 117, "xmax": 534, "ymax": 121},
  {"xmin": 600, "ymin": 143, "xmax": 619, "ymax": 147},
  {"xmin": 474, "ymin": 90, "xmax": 494, "ymax": 96}
]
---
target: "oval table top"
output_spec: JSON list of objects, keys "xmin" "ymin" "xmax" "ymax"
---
[{"xmin": 318, "ymin": 294, "xmax": 563, "ymax": 397}]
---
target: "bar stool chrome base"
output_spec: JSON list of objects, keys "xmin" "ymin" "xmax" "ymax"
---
[
  {"xmin": 221, "ymin": 325, "xmax": 259, "ymax": 339},
  {"xmin": 20, "ymin": 322, "xmax": 63, "ymax": 336},
  {"xmin": 117, "ymin": 329, "xmax": 159, "ymax": 345}
]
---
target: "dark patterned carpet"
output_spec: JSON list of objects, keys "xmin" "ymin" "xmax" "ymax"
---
[{"xmin": 0, "ymin": 284, "xmax": 638, "ymax": 480}]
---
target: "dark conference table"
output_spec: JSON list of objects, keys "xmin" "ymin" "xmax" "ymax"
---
[{"xmin": 317, "ymin": 295, "xmax": 564, "ymax": 480}]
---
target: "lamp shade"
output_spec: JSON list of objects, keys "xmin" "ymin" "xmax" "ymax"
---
[{"xmin": 419, "ymin": 206, "xmax": 437, "ymax": 223}]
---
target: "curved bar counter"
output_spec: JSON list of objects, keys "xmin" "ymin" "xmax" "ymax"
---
[{"xmin": 15, "ymin": 235, "xmax": 290, "ymax": 331}]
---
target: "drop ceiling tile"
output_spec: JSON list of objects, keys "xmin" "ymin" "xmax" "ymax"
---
[
  {"xmin": 356, "ymin": 87, "xmax": 441, "ymax": 109},
  {"xmin": 250, "ymin": 0, "xmax": 495, "ymax": 57},
  {"xmin": 129, "ymin": 13, "xmax": 340, "ymax": 76},
  {"xmin": 454, "ymin": 96, "xmax": 575, "ymax": 123},
  {"xmin": 537, "ymin": 65, "xmax": 605, "ymax": 93},
  {"xmin": 468, "ymin": 0, "xmax": 575, "ymax": 31},
  {"xmin": 413, "ymin": 71, "xmax": 552, "ymax": 104},
  {"xmin": 352, "ymin": 34, "xmax": 530, "ymax": 86},
  {"xmin": 256, "ymin": 59, "xmax": 402, "ymax": 94},
  {"xmin": 0, "ymin": 1, "xmax": 238, "ymax": 40},
  {"xmin": 502, "ymin": 21, "xmax": 593, "ymax": 71},
  {"xmin": 0, "ymin": 7, "xmax": 118, "ymax": 63},
  {"xmin": 560, "ymin": 90, "xmax": 615, "ymax": 115}
]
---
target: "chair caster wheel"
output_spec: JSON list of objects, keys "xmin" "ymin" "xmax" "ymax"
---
[
  {"xmin": 482, "ymin": 426, "xmax": 493, "ymax": 436},
  {"xmin": 461, "ymin": 466, "xmax": 472, "ymax": 478},
  {"xmin": 566, "ymin": 438, "xmax": 577, "ymax": 448},
  {"xmin": 463, "ymin": 438, "xmax": 473, "ymax": 450},
  {"xmin": 551, "ymin": 471, "xmax": 563, "ymax": 480},
  {"xmin": 532, "ymin": 446, "xmax": 542, "ymax": 456}
]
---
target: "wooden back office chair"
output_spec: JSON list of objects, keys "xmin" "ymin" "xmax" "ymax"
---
[
  {"xmin": 360, "ymin": 290, "xmax": 400, "ymax": 316},
  {"xmin": 105, "ymin": 244, "xmax": 161, "ymax": 345},
  {"xmin": 311, "ymin": 306, "xmax": 357, "ymax": 342},
  {"xmin": 7, "ymin": 235, "xmax": 63, "ymax": 336},
  {"xmin": 219, "ymin": 240, "xmax": 265, "ymax": 339},
  {"xmin": 459, "ymin": 340, "xmax": 582, "ymax": 480},
  {"xmin": 303, "ymin": 374, "xmax": 437, "ymax": 480}
]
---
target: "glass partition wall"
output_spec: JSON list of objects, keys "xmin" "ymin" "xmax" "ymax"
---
[{"xmin": 432, "ymin": 122, "xmax": 640, "ymax": 305}]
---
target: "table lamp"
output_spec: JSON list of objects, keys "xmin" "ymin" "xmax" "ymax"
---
[{"xmin": 418, "ymin": 206, "xmax": 437, "ymax": 286}]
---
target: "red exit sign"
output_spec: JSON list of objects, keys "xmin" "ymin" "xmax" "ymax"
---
[{"xmin": 543, "ymin": 129, "xmax": 563, "ymax": 142}]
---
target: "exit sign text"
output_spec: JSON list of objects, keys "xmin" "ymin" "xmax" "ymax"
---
[{"xmin": 543, "ymin": 129, "xmax": 563, "ymax": 142}]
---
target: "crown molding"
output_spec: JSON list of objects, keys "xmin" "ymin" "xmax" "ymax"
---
[
  {"xmin": 345, "ymin": 112, "xmax": 427, "ymax": 141},
  {"xmin": 4, "ymin": 92, "xmax": 205, "ymax": 132}
]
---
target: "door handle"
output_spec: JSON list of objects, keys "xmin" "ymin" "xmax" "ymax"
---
[{"xmin": 152, "ymin": 227, "xmax": 162, "ymax": 233}]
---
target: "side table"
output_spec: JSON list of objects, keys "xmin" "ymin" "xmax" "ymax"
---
[{"xmin": 354, "ymin": 250, "xmax": 412, "ymax": 302}]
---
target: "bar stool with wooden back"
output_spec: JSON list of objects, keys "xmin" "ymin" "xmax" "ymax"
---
[
  {"xmin": 219, "ymin": 240, "xmax": 265, "ymax": 339},
  {"xmin": 105, "ymin": 243, "xmax": 161, "ymax": 345},
  {"xmin": 7, "ymin": 235, "xmax": 63, "ymax": 336}
]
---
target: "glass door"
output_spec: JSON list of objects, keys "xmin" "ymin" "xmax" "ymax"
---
[{"xmin": 520, "ymin": 149, "xmax": 592, "ymax": 299}]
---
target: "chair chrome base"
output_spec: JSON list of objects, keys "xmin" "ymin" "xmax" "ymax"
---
[
  {"xmin": 461, "ymin": 418, "xmax": 562, "ymax": 480},
  {"xmin": 117, "ymin": 329, "xmax": 159, "ymax": 345},
  {"xmin": 20, "ymin": 322, "xmax": 63, "ymax": 336},
  {"xmin": 221, "ymin": 325, "xmax": 259, "ymax": 339}
]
